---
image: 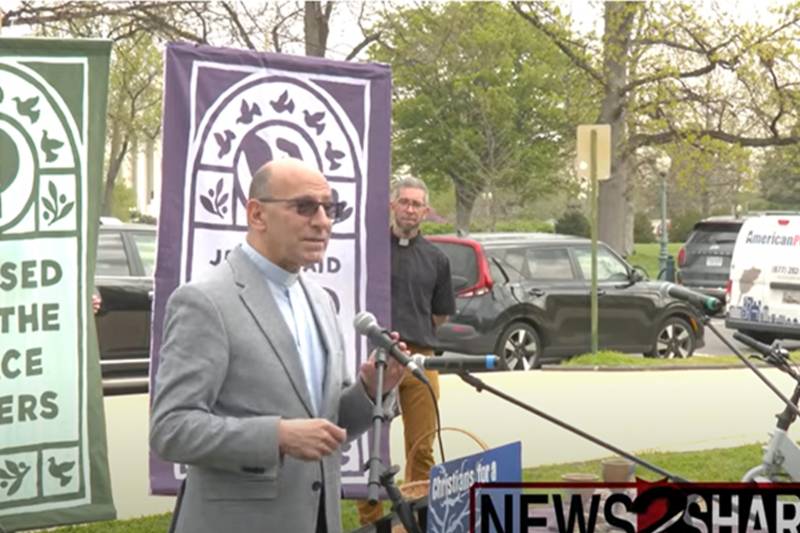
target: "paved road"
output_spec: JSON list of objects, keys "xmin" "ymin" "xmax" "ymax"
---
[
  {"xmin": 697, "ymin": 318, "xmax": 741, "ymax": 356},
  {"xmin": 699, "ymin": 317, "xmax": 800, "ymax": 357}
]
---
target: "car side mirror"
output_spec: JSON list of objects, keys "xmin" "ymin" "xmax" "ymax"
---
[
  {"xmin": 452, "ymin": 275, "xmax": 470, "ymax": 293},
  {"xmin": 630, "ymin": 265, "xmax": 648, "ymax": 282}
]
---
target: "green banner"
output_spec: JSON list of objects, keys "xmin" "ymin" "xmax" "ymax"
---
[{"xmin": 0, "ymin": 38, "xmax": 115, "ymax": 531}]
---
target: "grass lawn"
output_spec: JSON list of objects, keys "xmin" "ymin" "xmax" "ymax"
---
[
  {"xmin": 43, "ymin": 444, "xmax": 767, "ymax": 532},
  {"xmin": 627, "ymin": 242, "xmax": 682, "ymax": 280},
  {"xmin": 563, "ymin": 350, "xmax": 800, "ymax": 367}
]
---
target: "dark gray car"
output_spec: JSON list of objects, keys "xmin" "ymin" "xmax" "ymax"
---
[
  {"xmin": 429, "ymin": 233, "xmax": 706, "ymax": 370},
  {"xmin": 95, "ymin": 222, "xmax": 155, "ymax": 392},
  {"xmin": 677, "ymin": 216, "xmax": 745, "ymax": 301}
]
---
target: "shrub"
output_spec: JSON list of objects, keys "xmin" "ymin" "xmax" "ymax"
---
[
  {"xmin": 669, "ymin": 210, "xmax": 703, "ymax": 242},
  {"xmin": 494, "ymin": 219, "xmax": 554, "ymax": 233},
  {"xmin": 421, "ymin": 218, "xmax": 554, "ymax": 236},
  {"xmin": 129, "ymin": 210, "xmax": 158, "ymax": 225},
  {"xmin": 111, "ymin": 180, "xmax": 137, "ymax": 222},
  {"xmin": 634, "ymin": 212, "xmax": 656, "ymax": 243},
  {"xmin": 555, "ymin": 211, "xmax": 590, "ymax": 237},
  {"xmin": 421, "ymin": 221, "xmax": 455, "ymax": 235}
]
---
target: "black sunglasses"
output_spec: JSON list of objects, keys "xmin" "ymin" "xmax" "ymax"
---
[{"xmin": 257, "ymin": 196, "xmax": 345, "ymax": 220}]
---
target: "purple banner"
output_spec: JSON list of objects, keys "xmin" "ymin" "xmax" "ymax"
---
[{"xmin": 150, "ymin": 43, "xmax": 392, "ymax": 497}]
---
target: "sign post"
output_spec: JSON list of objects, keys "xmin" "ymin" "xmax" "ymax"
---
[{"xmin": 576, "ymin": 125, "xmax": 611, "ymax": 355}]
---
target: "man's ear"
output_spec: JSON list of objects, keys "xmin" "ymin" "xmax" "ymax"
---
[{"xmin": 246, "ymin": 199, "xmax": 267, "ymax": 231}]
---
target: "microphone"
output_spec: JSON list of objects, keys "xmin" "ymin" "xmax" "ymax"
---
[
  {"xmin": 411, "ymin": 353, "xmax": 501, "ymax": 372},
  {"xmin": 660, "ymin": 282, "xmax": 721, "ymax": 313},
  {"xmin": 353, "ymin": 311, "xmax": 429, "ymax": 384}
]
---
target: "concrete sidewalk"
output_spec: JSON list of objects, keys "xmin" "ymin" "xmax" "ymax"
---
[{"xmin": 105, "ymin": 366, "xmax": 797, "ymax": 519}]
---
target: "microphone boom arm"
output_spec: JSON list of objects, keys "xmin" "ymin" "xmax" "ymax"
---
[{"xmin": 456, "ymin": 372, "xmax": 688, "ymax": 482}]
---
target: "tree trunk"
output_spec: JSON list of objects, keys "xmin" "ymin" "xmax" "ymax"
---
[
  {"xmin": 304, "ymin": 1, "xmax": 330, "ymax": 57},
  {"xmin": 103, "ymin": 121, "xmax": 129, "ymax": 216},
  {"xmin": 130, "ymin": 134, "xmax": 139, "ymax": 212},
  {"xmin": 597, "ymin": 2, "xmax": 640, "ymax": 256},
  {"xmin": 453, "ymin": 177, "xmax": 477, "ymax": 235}
]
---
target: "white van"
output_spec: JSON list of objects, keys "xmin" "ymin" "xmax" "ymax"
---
[{"xmin": 726, "ymin": 214, "xmax": 800, "ymax": 343}]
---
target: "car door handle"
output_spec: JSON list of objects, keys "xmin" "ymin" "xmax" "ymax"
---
[
  {"xmin": 148, "ymin": 290, "xmax": 154, "ymax": 302},
  {"xmin": 597, "ymin": 289, "xmax": 607, "ymax": 296},
  {"xmin": 528, "ymin": 288, "xmax": 545, "ymax": 297}
]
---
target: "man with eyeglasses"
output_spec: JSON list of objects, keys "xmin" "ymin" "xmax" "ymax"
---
[
  {"xmin": 356, "ymin": 176, "xmax": 455, "ymax": 525},
  {"xmin": 150, "ymin": 158, "xmax": 406, "ymax": 533}
]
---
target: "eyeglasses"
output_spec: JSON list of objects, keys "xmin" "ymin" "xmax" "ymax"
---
[
  {"xmin": 396, "ymin": 198, "xmax": 426, "ymax": 209},
  {"xmin": 257, "ymin": 196, "xmax": 345, "ymax": 220}
]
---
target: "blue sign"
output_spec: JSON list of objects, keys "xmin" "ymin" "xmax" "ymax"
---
[{"xmin": 426, "ymin": 441, "xmax": 521, "ymax": 533}]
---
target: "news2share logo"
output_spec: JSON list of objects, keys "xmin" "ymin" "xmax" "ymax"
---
[{"xmin": 470, "ymin": 479, "xmax": 800, "ymax": 532}]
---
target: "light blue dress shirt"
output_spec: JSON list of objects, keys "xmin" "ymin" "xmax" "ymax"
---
[{"xmin": 241, "ymin": 241, "xmax": 326, "ymax": 415}]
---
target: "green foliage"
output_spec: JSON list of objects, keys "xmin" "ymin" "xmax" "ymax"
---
[
  {"xmin": 421, "ymin": 221, "xmax": 455, "ymax": 235},
  {"xmin": 108, "ymin": 33, "xmax": 163, "ymax": 141},
  {"xmin": 758, "ymin": 146, "xmax": 800, "ymax": 208},
  {"xmin": 651, "ymin": 139, "xmax": 756, "ymax": 219},
  {"xmin": 111, "ymin": 181, "xmax": 137, "ymax": 222},
  {"xmin": 525, "ymin": 444, "xmax": 764, "ymax": 483},
  {"xmin": 563, "ymin": 351, "xmax": 800, "ymax": 367},
  {"xmin": 129, "ymin": 210, "xmax": 158, "ymax": 225},
  {"xmin": 554, "ymin": 211, "xmax": 590, "ymax": 237},
  {"xmin": 669, "ymin": 210, "xmax": 703, "ymax": 243},
  {"xmin": 634, "ymin": 212, "xmax": 656, "ymax": 243},
  {"xmin": 371, "ymin": 3, "xmax": 595, "ymax": 228},
  {"xmin": 494, "ymin": 219, "xmax": 554, "ymax": 233},
  {"xmin": 421, "ymin": 219, "xmax": 554, "ymax": 236}
]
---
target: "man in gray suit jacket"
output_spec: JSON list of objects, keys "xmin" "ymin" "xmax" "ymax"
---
[{"xmin": 150, "ymin": 158, "xmax": 405, "ymax": 533}]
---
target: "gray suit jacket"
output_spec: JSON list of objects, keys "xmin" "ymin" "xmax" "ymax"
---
[{"xmin": 150, "ymin": 246, "xmax": 382, "ymax": 533}]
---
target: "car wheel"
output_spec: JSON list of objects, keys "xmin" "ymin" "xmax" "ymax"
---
[
  {"xmin": 495, "ymin": 322, "xmax": 542, "ymax": 370},
  {"xmin": 645, "ymin": 317, "xmax": 696, "ymax": 358}
]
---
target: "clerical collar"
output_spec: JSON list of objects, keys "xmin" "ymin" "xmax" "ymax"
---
[
  {"xmin": 240, "ymin": 241, "xmax": 299, "ymax": 288},
  {"xmin": 391, "ymin": 231, "xmax": 421, "ymax": 248}
]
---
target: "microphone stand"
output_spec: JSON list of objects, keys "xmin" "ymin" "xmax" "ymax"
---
[
  {"xmin": 454, "ymin": 306, "xmax": 800, "ymax": 484},
  {"xmin": 703, "ymin": 317, "xmax": 800, "ymax": 418},
  {"xmin": 450, "ymin": 306, "xmax": 796, "ymax": 522},
  {"xmin": 456, "ymin": 371, "xmax": 688, "ymax": 482},
  {"xmin": 365, "ymin": 348, "xmax": 422, "ymax": 533}
]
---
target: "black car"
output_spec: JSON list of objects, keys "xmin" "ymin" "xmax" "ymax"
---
[
  {"xmin": 429, "ymin": 233, "xmax": 706, "ymax": 370},
  {"xmin": 95, "ymin": 221, "xmax": 155, "ymax": 392},
  {"xmin": 676, "ymin": 216, "xmax": 745, "ymax": 301}
]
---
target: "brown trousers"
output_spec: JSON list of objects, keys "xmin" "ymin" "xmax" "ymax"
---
[{"xmin": 355, "ymin": 345, "xmax": 439, "ymax": 525}]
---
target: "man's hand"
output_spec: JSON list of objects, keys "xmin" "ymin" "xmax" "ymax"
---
[
  {"xmin": 358, "ymin": 331, "xmax": 407, "ymax": 400},
  {"xmin": 277, "ymin": 419, "xmax": 346, "ymax": 461}
]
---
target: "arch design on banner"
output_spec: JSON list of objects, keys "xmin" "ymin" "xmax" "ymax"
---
[
  {"xmin": 0, "ymin": 62, "xmax": 80, "ymax": 234},
  {"xmin": 185, "ymin": 74, "xmax": 362, "ymax": 266},
  {"xmin": 183, "ymin": 71, "xmax": 366, "ymax": 473},
  {"xmin": 0, "ymin": 58, "xmax": 88, "ymax": 512}
]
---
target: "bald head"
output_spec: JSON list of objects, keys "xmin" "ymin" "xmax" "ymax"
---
[
  {"xmin": 245, "ymin": 157, "xmax": 333, "ymax": 272},
  {"xmin": 249, "ymin": 158, "xmax": 325, "ymax": 200}
]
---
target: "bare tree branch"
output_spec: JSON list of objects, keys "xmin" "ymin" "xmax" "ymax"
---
[
  {"xmin": 345, "ymin": 32, "xmax": 381, "ymax": 61},
  {"xmin": 221, "ymin": 1, "xmax": 256, "ymax": 50},
  {"xmin": 512, "ymin": 1, "xmax": 605, "ymax": 86},
  {"xmin": 631, "ymin": 129, "xmax": 800, "ymax": 149}
]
